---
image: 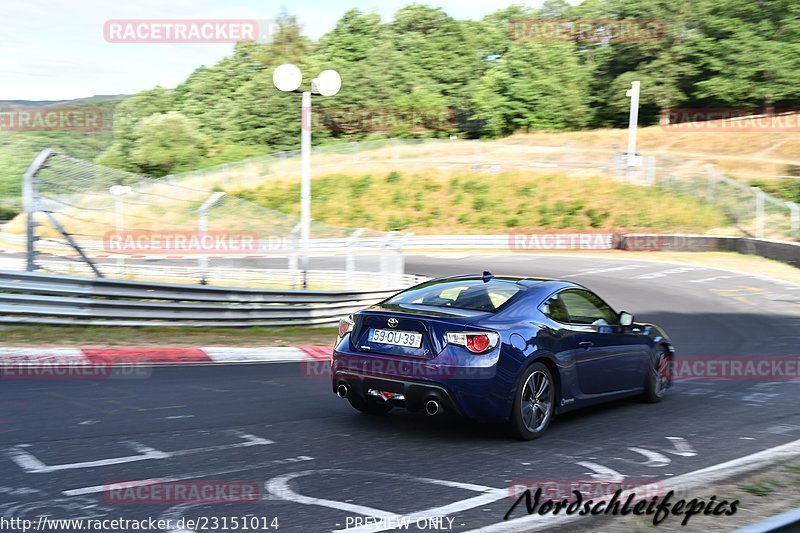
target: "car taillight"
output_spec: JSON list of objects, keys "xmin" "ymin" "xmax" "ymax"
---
[
  {"xmin": 338, "ymin": 315, "xmax": 354, "ymax": 338},
  {"xmin": 445, "ymin": 331, "xmax": 499, "ymax": 353}
]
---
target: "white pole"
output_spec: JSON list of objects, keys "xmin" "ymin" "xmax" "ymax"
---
[
  {"xmin": 786, "ymin": 202, "xmax": 799, "ymax": 239},
  {"xmin": 197, "ymin": 191, "xmax": 225, "ymax": 285},
  {"xmin": 625, "ymin": 81, "xmax": 641, "ymax": 181},
  {"xmin": 345, "ymin": 228, "xmax": 365, "ymax": 290},
  {"xmin": 752, "ymin": 187, "xmax": 765, "ymax": 239},
  {"xmin": 707, "ymin": 166, "xmax": 716, "ymax": 203},
  {"xmin": 115, "ymin": 196, "xmax": 124, "ymax": 273},
  {"xmin": 198, "ymin": 210, "xmax": 208, "ymax": 284},
  {"xmin": 288, "ymin": 222, "xmax": 302, "ymax": 289},
  {"xmin": 301, "ymin": 91, "xmax": 312, "ymax": 289}
]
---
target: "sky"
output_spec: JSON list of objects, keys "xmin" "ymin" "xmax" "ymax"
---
[{"xmin": 0, "ymin": 0, "xmax": 561, "ymax": 101}]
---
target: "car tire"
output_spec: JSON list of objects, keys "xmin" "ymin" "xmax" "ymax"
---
[
  {"xmin": 510, "ymin": 362, "xmax": 555, "ymax": 440},
  {"xmin": 347, "ymin": 395, "xmax": 393, "ymax": 415},
  {"xmin": 643, "ymin": 346, "xmax": 671, "ymax": 403}
]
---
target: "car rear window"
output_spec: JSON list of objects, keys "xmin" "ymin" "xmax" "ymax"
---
[{"xmin": 385, "ymin": 279, "xmax": 521, "ymax": 312}]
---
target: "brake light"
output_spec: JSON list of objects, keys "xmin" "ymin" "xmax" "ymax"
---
[
  {"xmin": 467, "ymin": 334, "xmax": 490, "ymax": 353},
  {"xmin": 338, "ymin": 315, "xmax": 354, "ymax": 338},
  {"xmin": 445, "ymin": 331, "xmax": 499, "ymax": 353}
]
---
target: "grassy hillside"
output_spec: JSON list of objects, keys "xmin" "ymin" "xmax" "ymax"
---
[
  {"xmin": 232, "ymin": 168, "xmax": 726, "ymax": 234},
  {"xmin": 508, "ymin": 121, "xmax": 800, "ymax": 203}
]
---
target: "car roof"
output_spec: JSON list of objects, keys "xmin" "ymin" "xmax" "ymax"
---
[{"xmin": 429, "ymin": 274, "xmax": 581, "ymax": 292}]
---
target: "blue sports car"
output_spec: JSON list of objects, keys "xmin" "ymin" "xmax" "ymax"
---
[{"xmin": 332, "ymin": 273, "xmax": 674, "ymax": 440}]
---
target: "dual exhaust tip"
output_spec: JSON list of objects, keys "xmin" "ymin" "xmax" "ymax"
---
[{"xmin": 337, "ymin": 383, "xmax": 441, "ymax": 416}]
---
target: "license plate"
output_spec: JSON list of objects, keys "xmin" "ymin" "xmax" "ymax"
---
[{"xmin": 369, "ymin": 328, "xmax": 422, "ymax": 348}]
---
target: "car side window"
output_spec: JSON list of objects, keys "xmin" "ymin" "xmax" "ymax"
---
[
  {"xmin": 559, "ymin": 289, "xmax": 618, "ymax": 326},
  {"xmin": 541, "ymin": 294, "xmax": 570, "ymax": 323}
]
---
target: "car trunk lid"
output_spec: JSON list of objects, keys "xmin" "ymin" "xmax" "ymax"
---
[{"xmin": 351, "ymin": 302, "xmax": 489, "ymax": 359}]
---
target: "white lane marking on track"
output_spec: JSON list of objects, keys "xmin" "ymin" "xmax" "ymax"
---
[
  {"xmin": 8, "ymin": 431, "xmax": 272, "ymax": 473},
  {"xmin": 0, "ymin": 486, "xmax": 44, "ymax": 496},
  {"xmin": 634, "ymin": 267, "xmax": 697, "ymax": 279},
  {"xmin": 268, "ymin": 471, "xmax": 397, "ymax": 519},
  {"xmin": 664, "ymin": 437, "xmax": 698, "ymax": 457},
  {"xmin": 191, "ymin": 385, "xmax": 230, "ymax": 393},
  {"xmin": 465, "ymin": 436, "xmax": 800, "ymax": 532},
  {"xmin": 164, "ymin": 415, "xmax": 194, "ymax": 420},
  {"xmin": 625, "ymin": 447, "xmax": 670, "ymax": 467},
  {"xmin": 63, "ymin": 455, "xmax": 314, "ymax": 496},
  {"xmin": 688, "ymin": 275, "xmax": 735, "ymax": 283},
  {"xmin": 563, "ymin": 265, "xmax": 648, "ymax": 278},
  {"xmin": 574, "ymin": 462, "xmax": 625, "ymax": 481},
  {"xmin": 264, "ymin": 469, "xmax": 509, "ymax": 533}
]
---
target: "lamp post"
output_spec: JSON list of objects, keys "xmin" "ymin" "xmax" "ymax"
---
[
  {"xmin": 109, "ymin": 185, "xmax": 132, "ymax": 273},
  {"xmin": 625, "ymin": 81, "xmax": 642, "ymax": 181},
  {"xmin": 198, "ymin": 191, "xmax": 225, "ymax": 285},
  {"xmin": 273, "ymin": 64, "xmax": 341, "ymax": 289}
]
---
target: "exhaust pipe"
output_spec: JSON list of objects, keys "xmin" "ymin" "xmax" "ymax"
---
[
  {"xmin": 337, "ymin": 384, "xmax": 349, "ymax": 398},
  {"xmin": 425, "ymin": 399, "xmax": 440, "ymax": 416}
]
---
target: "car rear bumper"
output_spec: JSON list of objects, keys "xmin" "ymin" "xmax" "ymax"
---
[
  {"xmin": 332, "ymin": 337, "xmax": 508, "ymax": 421},
  {"xmin": 332, "ymin": 372, "xmax": 463, "ymax": 415}
]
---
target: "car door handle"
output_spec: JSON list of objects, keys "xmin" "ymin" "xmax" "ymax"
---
[{"xmin": 579, "ymin": 341, "xmax": 594, "ymax": 349}]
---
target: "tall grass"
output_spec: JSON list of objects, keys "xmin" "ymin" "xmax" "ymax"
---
[{"xmin": 232, "ymin": 169, "xmax": 727, "ymax": 234}]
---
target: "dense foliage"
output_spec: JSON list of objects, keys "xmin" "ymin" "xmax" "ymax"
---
[{"xmin": 97, "ymin": 1, "xmax": 799, "ymax": 177}]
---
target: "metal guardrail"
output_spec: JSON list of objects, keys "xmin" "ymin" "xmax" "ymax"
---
[
  {"xmin": 0, "ymin": 270, "xmax": 421, "ymax": 326},
  {"xmin": 0, "ymin": 233, "xmax": 797, "ymax": 326}
]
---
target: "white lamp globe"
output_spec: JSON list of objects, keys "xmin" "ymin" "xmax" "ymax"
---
[
  {"xmin": 273, "ymin": 64, "xmax": 303, "ymax": 92},
  {"xmin": 313, "ymin": 70, "xmax": 341, "ymax": 97}
]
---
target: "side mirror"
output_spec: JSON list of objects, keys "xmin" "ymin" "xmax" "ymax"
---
[{"xmin": 619, "ymin": 311, "xmax": 634, "ymax": 327}]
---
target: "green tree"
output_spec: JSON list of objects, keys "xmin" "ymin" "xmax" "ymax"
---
[
  {"xmin": 690, "ymin": 0, "xmax": 800, "ymax": 107},
  {"xmin": 472, "ymin": 42, "xmax": 592, "ymax": 134},
  {"xmin": 129, "ymin": 112, "xmax": 209, "ymax": 176},
  {"xmin": 98, "ymin": 87, "xmax": 174, "ymax": 171}
]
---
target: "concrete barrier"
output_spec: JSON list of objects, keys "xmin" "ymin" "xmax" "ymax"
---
[{"xmin": 619, "ymin": 234, "xmax": 800, "ymax": 268}]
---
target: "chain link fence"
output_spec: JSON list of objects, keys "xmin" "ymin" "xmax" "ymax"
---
[
  {"xmin": 4, "ymin": 149, "xmax": 408, "ymax": 289},
  {"xmin": 651, "ymin": 153, "xmax": 798, "ymax": 240},
  {"xmin": 0, "ymin": 137, "xmax": 796, "ymax": 289}
]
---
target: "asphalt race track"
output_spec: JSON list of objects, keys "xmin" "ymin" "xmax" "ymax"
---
[{"xmin": 1, "ymin": 254, "xmax": 799, "ymax": 532}]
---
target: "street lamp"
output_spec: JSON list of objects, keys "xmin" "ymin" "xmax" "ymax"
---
[
  {"xmin": 625, "ymin": 81, "xmax": 642, "ymax": 180},
  {"xmin": 109, "ymin": 185, "xmax": 132, "ymax": 273},
  {"xmin": 273, "ymin": 63, "xmax": 341, "ymax": 289},
  {"xmin": 198, "ymin": 191, "xmax": 225, "ymax": 285}
]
